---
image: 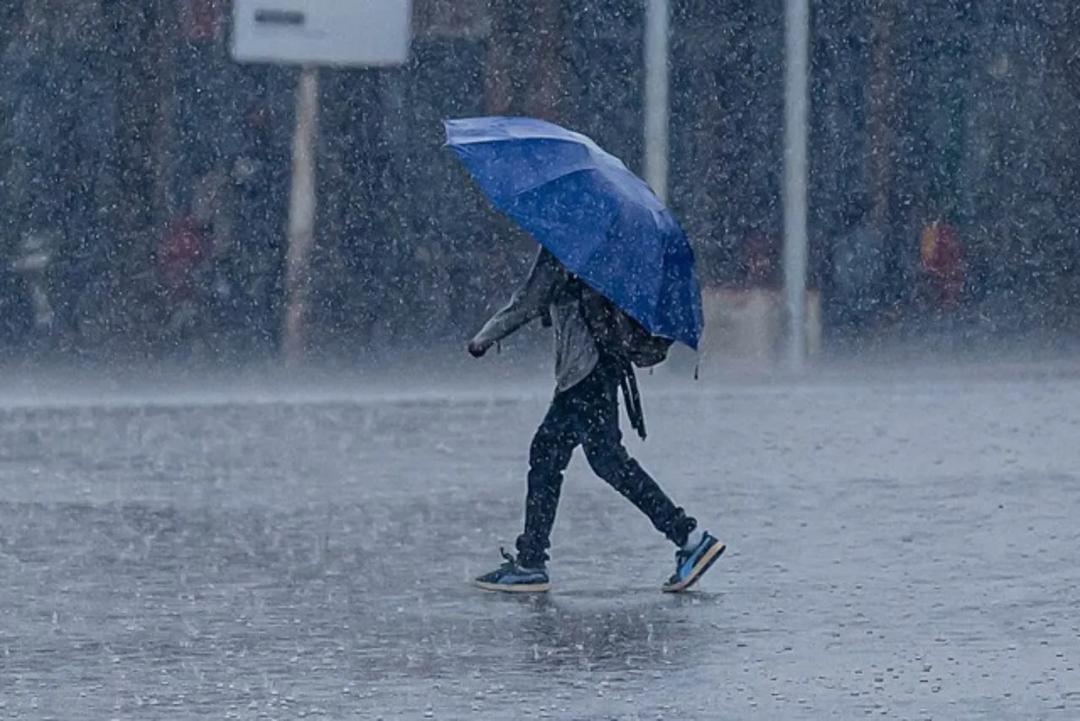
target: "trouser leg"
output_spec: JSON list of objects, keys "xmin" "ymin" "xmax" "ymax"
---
[
  {"xmin": 515, "ymin": 393, "xmax": 580, "ymax": 567},
  {"xmin": 580, "ymin": 368, "xmax": 697, "ymax": 547}
]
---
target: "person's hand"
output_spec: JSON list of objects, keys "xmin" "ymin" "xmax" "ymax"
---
[{"xmin": 467, "ymin": 339, "xmax": 491, "ymax": 358}]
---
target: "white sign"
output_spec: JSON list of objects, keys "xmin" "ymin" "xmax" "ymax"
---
[{"xmin": 232, "ymin": 0, "xmax": 411, "ymax": 67}]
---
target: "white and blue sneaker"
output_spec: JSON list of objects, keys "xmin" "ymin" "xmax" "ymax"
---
[
  {"xmin": 662, "ymin": 532, "xmax": 725, "ymax": 593},
  {"xmin": 475, "ymin": 548, "xmax": 551, "ymax": 593}
]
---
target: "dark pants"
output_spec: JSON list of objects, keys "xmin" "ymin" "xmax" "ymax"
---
[{"xmin": 516, "ymin": 358, "xmax": 696, "ymax": 567}]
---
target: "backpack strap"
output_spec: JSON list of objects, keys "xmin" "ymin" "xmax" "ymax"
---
[
  {"xmin": 614, "ymin": 357, "xmax": 647, "ymax": 440},
  {"xmin": 574, "ymin": 279, "xmax": 628, "ymax": 361}
]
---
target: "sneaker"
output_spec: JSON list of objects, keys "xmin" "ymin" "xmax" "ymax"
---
[
  {"xmin": 474, "ymin": 548, "xmax": 550, "ymax": 593},
  {"xmin": 662, "ymin": 532, "xmax": 725, "ymax": 593}
]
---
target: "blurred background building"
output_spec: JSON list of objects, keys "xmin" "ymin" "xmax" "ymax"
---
[{"xmin": 1, "ymin": 0, "xmax": 1079, "ymax": 363}]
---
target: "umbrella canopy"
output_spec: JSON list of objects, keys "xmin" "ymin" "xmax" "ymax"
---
[{"xmin": 445, "ymin": 116, "xmax": 704, "ymax": 350}]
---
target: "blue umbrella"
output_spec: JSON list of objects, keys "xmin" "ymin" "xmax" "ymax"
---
[{"xmin": 444, "ymin": 116, "xmax": 704, "ymax": 350}]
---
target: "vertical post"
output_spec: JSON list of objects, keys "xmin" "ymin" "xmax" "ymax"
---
[
  {"xmin": 644, "ymin": 0, "xmax": 670, "ymax": 202},
  {"xmin": 283, "ymin": 64, "xmax": 319, "ymax": 362},
  {"xmin": 783, "ymin": 0, "xmax": 810, "ymax": 370},
  {"xmin": 869, "ymin": 0, "xmax": 894, "ymax": 230},
  {"xmin": 531, "ymin": 0, "xmax": 564, "ymax": 119}
]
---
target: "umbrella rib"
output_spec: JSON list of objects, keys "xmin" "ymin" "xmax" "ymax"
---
[
  {"xmin": 509, "ymin": 165, "xmax": 598, "ymax": 199},
  {"xmin": 448, "ymin": 125, "xmax": 604, "ymax": 156}
]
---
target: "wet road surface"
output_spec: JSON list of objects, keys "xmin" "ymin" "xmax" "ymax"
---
[{"xmin": 1, "ymin": 369, "xmax": 1079, "ymax": 719}]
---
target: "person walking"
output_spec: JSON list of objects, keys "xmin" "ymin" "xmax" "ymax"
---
[
  {"xmin": 467, "ymin": 247, "xmax": 724, "ymax": 593},
  {"xmin": 446, "ymin": 116, "xmax": 723, "ymax": 593}
]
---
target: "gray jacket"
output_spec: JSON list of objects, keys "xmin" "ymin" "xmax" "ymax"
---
[{"xmin": 472, "ymin": 248, "xmax": 599, "ymax": 392}]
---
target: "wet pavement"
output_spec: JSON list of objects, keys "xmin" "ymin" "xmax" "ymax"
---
[{"xmin": 1, "ymin": 368, "xmax": 1079, "ymax": 719}]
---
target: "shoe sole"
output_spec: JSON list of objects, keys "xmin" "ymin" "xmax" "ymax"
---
[
  {"xmin": 474, "ymin": 580, "xmax": 551, "ymax": 594},
  {"xmin": 662, "ymin": 541, "xmax": 726, "ymax": 593}
]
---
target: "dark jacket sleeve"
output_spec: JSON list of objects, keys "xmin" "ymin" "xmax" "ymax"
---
[{"xmin": 471, "ymin": 247, "xmax": 562, "ymax": 346}]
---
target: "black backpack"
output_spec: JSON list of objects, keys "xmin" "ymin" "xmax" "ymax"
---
[{"xmin": 576, "ymin": 282, "xmax": 673, "ymax": 368}]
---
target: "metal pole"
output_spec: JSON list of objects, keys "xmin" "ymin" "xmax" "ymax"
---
[
  {"xmin": 644, "ymin": 0, "xmax": 670, "ymax": 202},
  {"xmin": 283, "ymin": 65, "xmax": 319, "ymax": 362},
  {"xmin": 869, "ymin": 0, "xmax": 893, "ymax": 231},
  {"xmin": 783, "ymin": 0, "xmax": 810, "ymax": 370}
]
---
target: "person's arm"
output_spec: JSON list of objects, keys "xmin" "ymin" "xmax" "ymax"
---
[{"xmin": 468, "ymin": 247, "xmax": 560, "ymax": 356}]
